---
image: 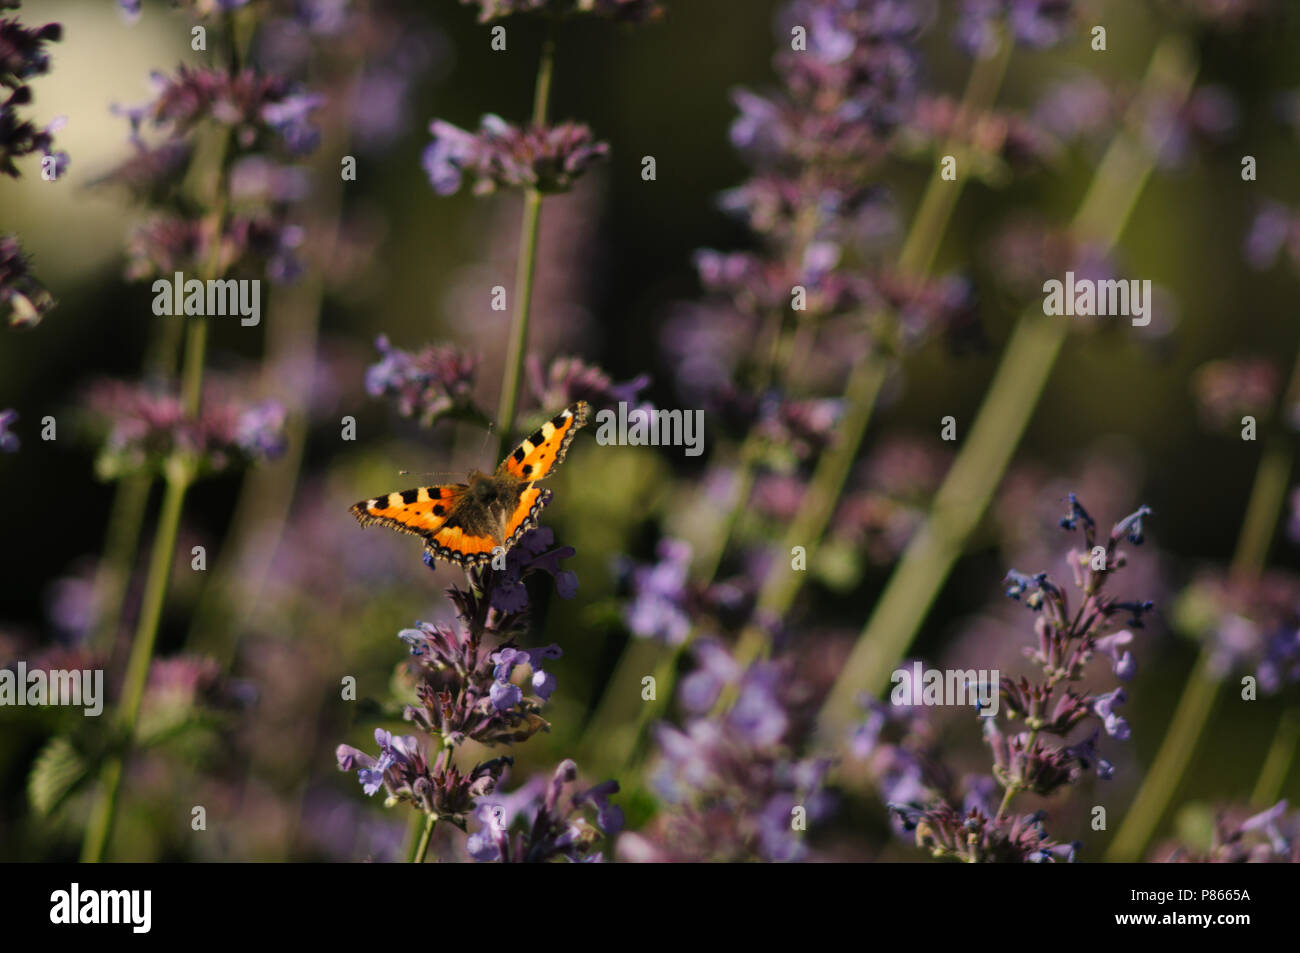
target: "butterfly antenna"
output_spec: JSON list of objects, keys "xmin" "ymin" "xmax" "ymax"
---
[
  {"xmin": 397, "ymin": 469, "xmax": 460, "ymax": 479},
  {"xmin": 479, "ymin": 419, "xmax": 496, "ymax": 463}
]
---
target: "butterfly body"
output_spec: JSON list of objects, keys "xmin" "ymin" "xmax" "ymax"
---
[{"xmin": 350, "ymin": 401, "xmax": 588, "ymax": 568}]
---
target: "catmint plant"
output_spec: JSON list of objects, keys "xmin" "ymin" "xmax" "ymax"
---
[{"xmin": 862, "ymin": 495, "xmax": 1155, "ymax": 862}]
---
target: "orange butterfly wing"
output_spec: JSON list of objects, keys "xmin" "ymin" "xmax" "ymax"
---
[
  {"xmin": 349, "ymin": 484, "xmax": 465, "ymax": 540},
  {"xmin": 496, "ymin": 400, "xmax": 589, "ymax": 482}
]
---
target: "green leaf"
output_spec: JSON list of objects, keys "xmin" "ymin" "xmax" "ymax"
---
[{"xmin": 27, "ymin": 736, "xmax": 89, "ymax": 817}]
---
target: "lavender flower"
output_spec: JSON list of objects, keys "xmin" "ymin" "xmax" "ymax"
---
[
  {"xmin": 1245, "ymin": 200, "xmax": 1300, "ymax": 272},
  {"xmin": 397, "ymin": 620, "xmax": 559, "ymax": 748},
  {"xmin": 1153, "ymin": 800, "xmax": 1299, "ymax": 863},
  {"xmin": 465, "ymin": 760, "xmax": 622, "ymax": 863},
  {"xmin": 854, "ymin": 497, "xmax": 1154, "ymax": 862},
  {"xmin": 527, "ymin": 355, "xmax": 651, "ymax": 417},
  {"xmin": 123, "ymin": 212, "xmax": 305, "ymax": 284},
  {"xmin": 621, "ymin": 642, "xmax": 831, "ymax": 862},
  {"xmin": 0, "ymin": 234, "xmax": 54, "ymax": 328},
  {"xmin": 115, "ymin": 66, "xmax": 322, "ymax": 154},
  {"xmin": 337, "ymin": 728, "xmax": 511, "ymax": 820},
  {"xmin": 83, "ymin": 377, "xmax": 287, "ymax": 480},
  {"xmin": 0, "ymin": 11, "xmax": 64, "ymax": 188},
  {"xmin": 475, "ymin": 526, "xmax": 578, "ymax": 614},
  {"xmin": 620, "ymin": 538, "xmax": 694, "ymax": 644},
  {"xmin": 0, "ymin": 407, "xmax": 17, "ymax": 451},
  {"xmin": 954, "ymin": 0, "xmax": 1077, "ymax": 56},
  {"xmin": 1174, "ymin": 571, "xmax": 1300, "ymax": 692},
  {"xmin": 1192, "ymin": 359, "xmax": 1285, "ymax": 432},
  {"xmin": 423, "ymin": 115, "xmax": 608, "ymax": 196},
  {"xmin": 893, "ymin": 799, "xmax": 1080, "ymax": 863},
  {"xmin": 364, "ymin": 334, "xmax": 484, "ymax": 427},
  {"xmin": 118, "ymin": 0, "xmax": 252, "ymax": 19}
]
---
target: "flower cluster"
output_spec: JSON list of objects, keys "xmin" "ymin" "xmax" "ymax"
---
[
  {"xmin": 338, "ymin": 518, "xmax": 618, "ymax": 860},
  {"xmin": 106, "ymin": 47, "xmax": 322, "ymax": 283},
  {"xmin": 1153, "ymin": 800, "xmax": 1299, "ymax": 863},
  {"xmin": 364, "ymin": 334, "xmax": 484, "ymax": 427},
  {"xmin": 856, "ymin": 496, "xmax": 1155, "ymax": 862},
  {"xmin": 953, "ymin": 0, "xmax": 1078, "ymax": 55},
  {"xmin": 0, "ymin": 407, "xmax": 16, "ymax": 452},
  {"xmin": 527, "ymin": 354, "xmax": 651, "ymax": 417},
  {"xmin": 619, "ymin": 539, "xmax": 756, "ymax": 644},
  {"xmin": 394, "ymin": 593, "xmax": 565, "ymax": 747},
  {"xmin": 0, "ymin": 6, "xmax": 66, "ymax": 178},
  {"xmin": 337, "ymin": 728, "xmax": 513, "ymax": 823},
  {"xmin": 1174, "ymin": 571, "xmax": 1300, "ymax": 692},
  {"xmin": 1246, "ymin": 200, "xmax": 1300, "ymax": 273},
  {"xmin": 115, "ymin": 65, "xmax": 322, "ymax": 154},
  {"xmin": 465, "ymin": 760, "xmax": 623, "ymax": 862},
  {"xmin": 1, "ymin": 4, "xmax": 64, "ymax": 330},
  {"xmin": 82, "ymin": 378, "xmax": 287, "ymax": 480},
  {"xmin": 1191, "ymin": 358, "xmax": 1284, "ymax": 432},
  {"xmin": 423, "ymin": 115, "xmax": 608, "ymax": 196},
  {"xmin": 620, "ymin": 640, "xmax": 832, "ymax": 862},
  {"xmin": 0, "ymin": 233, "xmax": 53, "ymax": 328},
  {"xmin": 895, "ymin": 94, "xmax": 1060, "ymax": 180}
]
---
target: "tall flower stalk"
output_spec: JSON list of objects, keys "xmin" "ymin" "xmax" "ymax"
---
[
  {"xmin": 817, "ymin": 34, "xmax": 1201, "ymax": 749},
  {"xmin": 336, "ymin": 0, "xmax": 658, "ymax": 862},
  {"xmin": 1105, "ymin": 320, "xmax": 1300, "ymax": 862},
  {"xmin": 495, "ymin": 24, "xmax": 555, "ymax": 464},
  {"xmin": 80, "ymin": 4, "xmax": 313, "ymax": 861}
]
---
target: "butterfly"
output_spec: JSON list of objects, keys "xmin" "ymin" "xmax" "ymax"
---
[{"xmin": 350, "ymin": 401, "xmax": 589, "ymax": 569}]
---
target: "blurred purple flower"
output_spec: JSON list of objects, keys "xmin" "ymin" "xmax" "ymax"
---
[
  {"xmin": 527, "ymin": 354, "xmax": 651, "ymax": 417},
  {"xmin": 621, "ymin": 538, "xmax": 694, "ymax": 644},
  {"xmin": 115, "ymin": 65, "xmax": 322, "ymax": 155},
  {"xmin": 82, "ymin": 376, "xmax": 287, "ymax": 479},
  {"xmin": 364, "ymin": 334, "xmax": 483, "ymax": 427},
  {"xmin": 0, "ymin": 234, "xmax": 54, "ymax": 328},
  {"xmin": 1154, "ymin": 800, "xmax": 1300, "ymax": 862},
  {"xmin": 423, "ymin": 115, "xmax": 608, "ymax": 196},
  {"xmin": 955, "ymin": 0, "xmax": 1074, "ymax": 54},
  {"xmin": 0, "ymin": 407, "xmax": 18, "ymax": 451}
]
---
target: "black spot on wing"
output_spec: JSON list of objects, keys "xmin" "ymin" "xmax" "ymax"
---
[
  {"xmin": 522, "ymin": 464, "xmax": 532, "ymax": 476},
  {"xmin": 370, "ymin": 497, "xmax": 387, "ymax": 510},
  {"xmin": 512, "ymin": 446, "xmax": 526, "ymax": 463},
  {"xmin": 400, "ymin": 489, "xmax": 419, "ymax": 504},
  {"xmin": 527, "ymin": 428, "xmax": 545, "ymax": 447},
  {"xmin": 433, "ymin": 504, "xmax": 446, "ymax": 516}
]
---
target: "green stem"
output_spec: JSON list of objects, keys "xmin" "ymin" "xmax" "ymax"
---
[
  {"xmin": 412, "ymin": 812, "xmax": 438, "ymax": 864},
  {"xmin": 81, "ymin": 463, "xmax": 192, "ymax": 862},
  {"xmin": 816, "ymin": 34, "xmax": 1200, "ymax": 749},
  {"xmin": 1251, "ymin": 708, "xmax": 1300, "ymax": 808},
  {"xmin": 494, "ymin": 28, "xmax": 556, "ymax": 463},
  {"xmin": 88, "ymin": 473, "xmax": 153, "ymax": 655},
  {"xmin": 1104, "ymin": 653, "xmax": 1219, "ymax": 862},
  {"xmin": 1104, "ymin": 392, "xmax": 1297, "ymax": 861},
  {"xmin": 80, "ymin": 66, "xmax": 234, "ymax": 859}
]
